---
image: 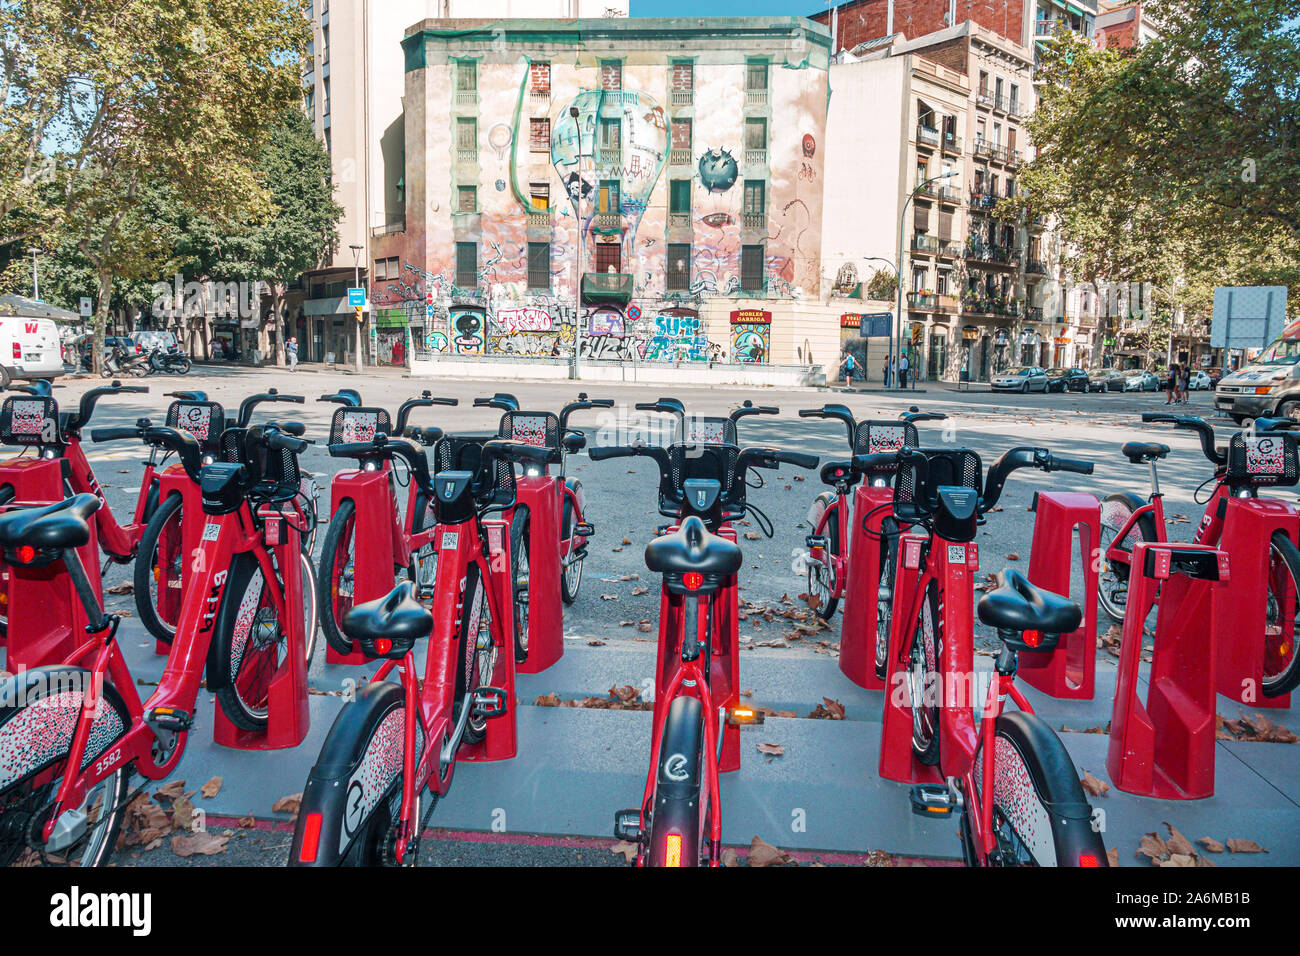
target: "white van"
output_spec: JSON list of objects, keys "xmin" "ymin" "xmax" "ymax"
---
[{"xmin": 0, "ymin": 316, "xmax": 65, "ymax": 386}]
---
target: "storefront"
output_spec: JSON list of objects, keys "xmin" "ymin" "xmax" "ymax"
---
[
  {"xmin": 374, "ymin": 308, "xmax": 411, "ymax": 368},
  {"xmin": 1018, "ymin": 326, "xmax": 1041, "ymax": 366},
  {"xmin": 927, "ymin": 325, "xmax": 948, "ymax": 380},
  {"xmin": 960, "ymin": 325, "xmax": 980, "ymax": 382},
  {"xmin": 1052, "ymin": 334, "xmax": 1070, "ymax": 368},
  {"xmin": 210, "ymin": 321, "xmax": 239, "ymax": 361}
]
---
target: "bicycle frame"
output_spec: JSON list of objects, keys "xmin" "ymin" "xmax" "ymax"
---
[
  {"xmin": 964, "ymin": 668, "xmax": 1038, "ymax": 863},
  {"xmin": 63, "ymin": 434, "xmax": 152, "ymax": 560}
]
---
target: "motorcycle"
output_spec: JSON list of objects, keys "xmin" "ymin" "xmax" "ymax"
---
[{"xmin": 148, "ymin": 346, "xmax": 192, "ymax": 374}]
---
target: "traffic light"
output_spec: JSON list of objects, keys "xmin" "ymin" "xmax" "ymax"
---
[{"xmin": 354, "ymin": 305, "xmax": 364, "ymax": 324}]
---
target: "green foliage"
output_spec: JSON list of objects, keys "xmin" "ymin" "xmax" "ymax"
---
[{"xmin": 864, "ymin": 267, "xmax": 897, "ymax": 301}]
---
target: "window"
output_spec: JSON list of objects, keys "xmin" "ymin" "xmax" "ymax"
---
[
  {"xmin": 745, "ymin": 59, "xmax": 768, "ymax": 90},
  {"xmin": 743, "ymin": 180, "xmax": 765, "ymax": 215},
  {"xmin": 936, "ymin": 269, "xmax": 949, "ymax": 295},
  {"xmin": 671, "ymin": 60, "xmax": 694, "ymax": 91},
  {"xmin": 304, "ymin": 87, "xmax": 314, "ymax": 113},
  {"xmin": 671, "ymin": 118, "xmax": 692, "ymax": 150},
  {"xmin": 600, "ymin": 60, "xmax": 621, "ymax": 90},
  {"xmin": 993, "ymin": 123, "xmax": 1002, "ymax": 146},
  {"xmin": 322, "ymin": 25, "xmax": 329, "ymax": 64},
  {"xmin": 457, "ymin": 117, "xmax": 477, "ymax": 149},
  {"xmin": 595, "ymin": 242, "xmax": 621, "ymax": 274},
  {"xmin": 1009, "ymin": 83, "xmax": 1020, "ymax": 112},
  {"xmin": 530, "ymin": 117, "xmax": 550, "ymax": 152},
  {"xmin": 1007, "ymin": 127, "xmax": 1018, "ymax": 151},
  {"xmin": 978, "ymin": 70, "xmax": 989, "ymax": 94},
  {"xmin": 456, "ymin": 60, "xmax": 476, "ymax": 92},
  {"xmin": 323, "ymin": 78, "xmax": 331, "ymax": 115},
  {"xmin": 530, "ymin": 61, "xmax": 551, "ymax": 94},
  {"xmin": 994, "ymin": 76, "xmax": 1004, "ymax": 101},
  {"xmin": 456, "ymin": 242, "xmax": 477, "ymax": 288},
  {"xmin": 741, "ymin": 244, "xmax": 764, "ymax": 291},
  {"xmin": 744, "ymin": 118, "xmax": 767, "ymax": 149},
  {"xmin": 669, "ymin": 179, "xmax": 691, "ymax": 215},
  {"xmin": 457, "ymin": 185, "xmax": 476, "ymax": 213},
  {"xmin": 527, "ymin": 242, "xmax": 550, "ymax": 290},
  {"xmin": 598, "ymin": 180, "xmax": 620, "ymax": 214},
  {"xmin": 599, "ymin": 119, "xmax": 621, "ymax": 153},
  {"xmin": 667, "ymin": 243, "xmax": 691, "ymax": 291},
  {"xmin": 530, "ymin": 182, "xmax": 549, "ymax": 211}
]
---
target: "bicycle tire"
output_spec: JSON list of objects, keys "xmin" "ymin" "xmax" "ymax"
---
[
  {"xmin": 319, "ymin": 500, "xmax": 359, "ymax": 656},
  {"xmin": 969, "ymin": 710, "xmax": 1107, "ymax": 867},
  {"xmin": 133, "ymin": 491, "xmax": 185, "ymax": 643},
  {"xmin": 875, "ymin": 516, "xmax": 900, "ymax": 680},
  {"xmin": 0, "ymin": 484, "xmax": 13, "ymax": 637},
  {"xmin": 808, "ymin": 493, "xmax": 839, "ymax": 620},
  {"xmin": 510, "ymin": 507, "xmax": 530, "ymax": 663},
  {"xmin": 560, "ymin": 484, "xmax": 584, "ymax": 605},
  {"xmin": 1264, "ymin": 531, "xmax": 1300, "ymax": 697},
  {"xmin": 1097, "ymin": 492, "xmax": 1157, "ymax": 623},
  {"xmin": 909, "ymin": 579, "xmax": 942, "ymax": 766},
  {"xmin": 646, "ymin": 695, "xmax": 705, "ymax": 867},
  {"xmin": 457, "ymin": 563, "xmax": 498, "ymax": 746},
  {"xmin": 408, "ymin": 493, "xmax": 438, "ymax": 599}
]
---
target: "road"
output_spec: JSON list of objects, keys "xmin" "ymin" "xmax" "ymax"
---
[{"xmin": 12, "ymin": 366, "xmax": 1293, "ymax": 867}]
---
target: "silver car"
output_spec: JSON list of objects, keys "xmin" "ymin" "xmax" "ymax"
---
[
  {"xmin": 1123, "ymin": 370, "xmax": 1160, "ymax": 392},
  {"xmin": 991, "ymin": 366, "xmax": 1049, "ymax": 393}
]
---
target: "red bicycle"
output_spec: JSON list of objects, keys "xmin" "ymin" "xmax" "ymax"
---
[
  {"xmin": 1098, "ymin": 412, "xmax": 1300, "ymax": 696},
  {"xmin": 859, "ymin": 443, "xmax": 1106, "ymax": 866},
  {"xmin": 0, "ymin": 421, "xmax": 316, "ymax": 866},
  {"xmin": 289, "ymin": 430, "xmax": 550, "ymax": 866},
  {"xmin": 590, "ymin": 407, "xmax": 817, "ymax": 867}
]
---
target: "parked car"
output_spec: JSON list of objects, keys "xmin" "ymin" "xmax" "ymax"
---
[
  {"xmin": 1188, "ymin": 370, "xmax": 1212, "ymax": 390},
  {"xmin": 991, "ymin": 366, "xmax": 1049, "ymax": 393},
  {"xmin": 0, "ymin": 316, "xmax": 64, "ymax": 386},
  {"xmin": 134, "ymin": 329, "xmax": 179, "ymax": 353},
  {"xmin": 1046, "ymin": 367, "xmax": 1090, "ymax": 393},
  {"xmin": 1087, "ymin": 369, "xmax": 1126, "ymax": 392},
  {"xmin": 1123, "ymin": 370, "xmax": 1161, "ymax": 392}
]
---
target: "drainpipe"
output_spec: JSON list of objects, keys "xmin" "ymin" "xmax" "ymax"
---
[{"xmin": 887, "ymin": 0, "xmax": 894, "ymax": 36}]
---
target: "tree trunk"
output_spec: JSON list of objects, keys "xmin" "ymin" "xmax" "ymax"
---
[
  {"xmin": 270, "ymin": 285, "xmax": 285, "ymax": 366},
  {"xmin": 93, "ymin": 267, "xmax": 112, "ymax": 376}
]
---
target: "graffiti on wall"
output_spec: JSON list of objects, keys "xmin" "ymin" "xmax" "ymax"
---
[
  {"xmin": 730, "ymin": 309, "xmax": 771, "ymax": 364},
  {"xmin": 450, "ymin": 307, "xmax": 486, "ymax": 355},
  {"xmin": 645, "ymin": 308, "xmax": 716, "ymax": 362},
  {"xmin": 698, "ymin": 148, "xmax": 739, "ymax": 194}
]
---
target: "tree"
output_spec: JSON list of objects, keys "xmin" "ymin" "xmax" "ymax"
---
[
  {"xmin": 864, "ymin": 267, "xmax": 896, "ymax": 301},
  {"xmin": 0, "ymin": 0, "xmax": 310, "ymax": 372}
]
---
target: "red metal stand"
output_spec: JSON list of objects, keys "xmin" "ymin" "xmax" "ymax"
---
[
  {"xmin": 212, "ymin": 509, "xmax": 311, "ymax": 751},
  {"xmin": 324, "ymin": 469, "xmax": 399, "ymax": 666},
  {"xmin": 878, "ymin": 533, "xmax": 941, "ymax": 784},
  {"xmin": 839, "ymin": 484, "xmax": 893, "ymax": 690},
  {"xmin": 513, "ymin": 475, "xmax": 564, "ymax": 674},
  {"xmin": 1214, "ymin": 497, "xmax": 1297, "ymax": 709},
  {"xmin": 0, "ymin": 458, "xmax": 106, "ymax": 670},
  {"xmin": 1020, "ymin": 491, "xmax": 1099, "ymax": 699},
  {"xmin": 149, "ymin": 464, "xmax": 208, "ymax": 656},
  {"xmin": 459, "ymin": 519, "xmax": 518, "ymax": 762},
  {"xmin": 1107, "ymin": 542, "xmax": 1229, "ymax": 799}
]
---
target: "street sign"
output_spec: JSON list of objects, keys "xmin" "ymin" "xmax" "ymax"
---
[
  {"xmin": 347, "ymin": 287, "xmax": 366, "ymax": 308},
  {"xmin": 79, "ymin": 297, "xmax": 92, "ymax": 317},
  {"xmin": 857, "ymin": 312, "xmax": 892, "ymax": 338},
  {"xmin": 1211, "ymin": 286, "xmax": 1288, "ymax": 350}
]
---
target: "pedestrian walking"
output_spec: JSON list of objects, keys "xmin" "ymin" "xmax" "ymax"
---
[
  {"xmin": 287, "ymin": 336, "xmax": 299, "ymax": 372},
  {"xmin": 839, "ymin": 350, "xmax": 859, "ymax": 388},
  {"xmin": 899, "ymin": 353, "xmax": 910, "ymax": 389},
  {"xmin": 1178, "ymin": 365, "xmax": 1190, "ymax": 404},
  {"xmin": 1165, "ymin": 363, "xmax": 1177, "ymax": 404},
  {"xmin": 883, "ymin": 356, "xmax": 892, "ymax": 388}
]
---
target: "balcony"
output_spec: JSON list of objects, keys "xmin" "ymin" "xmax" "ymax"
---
[
  {"xmin": 370, "ymin": 215, "xmax": 405, "ymax": 238},
  {"xmin": 526, "ymin": 211, "xmax": 552, "ymax": 230},
  {"xmin": 456, "ymin": 147, "xmax": 478, "ymax": 165},
  {"xmin": 973, "ymin": 139, "xmax": 998, "ymax": 160},
  {"xmin": 581, "ymin": 272, "xmax": 633, "ymax": 304},
  {"xmin": 916, "ymin": 124, "xmax": 940, "ymax": 147},
  {"xmin": 454, "ymin": 89, "xmax": 477, "ymax": 108},
  {"xmin": 976, "ymin": 88, "xmax": 995, "ymax": 108},
  {"xmin": 594, "ymin": 212, "xmax": 621, "ymax": 231},
  {"xmin": 911, "ymin": 234, "xmax": 940, "ymax": 255},
  {"xmin": 1035, "ymin": 18, "xmax": 1056, "ymax": 36},
  {"xmin": 1005, "ymin": 148, "xmax": 1021, "ymax": 166},
  {"xmin": 744, "ymin": 148, "xmax": 768, "ymax": 166},
  {"xmin": 597, "ymin": 147, "xmax": 622, "ymax": 166},
  {"xmin": 936, "ymin": 185, "xmax": 962, "ymax": 203},
  {"xmin": 1008, "ymin": 99, "xmax": 1023, "ymax": 119},
  {"xmin": 937, "ymin": 295, "xmax": 960, "ymax": 314},
  {"xmin": 969, "ymin": 190, "xmax": 1001, "ymax": 211},
  {"xmin": 1026, "ymin": 259, "xmax": 1048, "ymax": 275},
  {"xmin": 669, "ymin": 148, "xmax": 693, "ymax": 166},
  {"xmin": 962, "ymin": 297, "xmax": 1023, "ymax": 318},
  {"xmin": 671, "ymin": 89, "xmax": 693, "ymax": 107},
  {"xmin": 907, "ymin": 291, "xmax": 939, "ymax": 310},
  {"xmin": 743, "ymin": 212, "xmax": 766, "ymax": 229},
  {"xmin": 965, "ymin": 243, "xmax": 1019, "ymax": 267},
  {"xmin": 745, "ymin": 88, "xmax": 768, "ymax": 107},
  {"xmin": 940, "ymin": 242, "xmax": 964, "ymax": 259},
  {"xmin": 668, "ymin": 212, "xmax": 692, "ymax": 229},
  {"xmin": 941, "ymin": 132, "xmax": 963, "ymax": 154}
]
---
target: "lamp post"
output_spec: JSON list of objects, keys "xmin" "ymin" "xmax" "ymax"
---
[
  {"xmin": 569, "ymin": 105, "xmax": 584, "ymax": 380},
  {"xmin": 30, "ymin": 248, "xmax": 40, "ymax": 302},
  {"xmin": 894, "ymin": 171, "xmax": 957, "ymax": 390},
  {"xmin": 349, "ymin": 243, "xmax": 364, "ymax": 374}
]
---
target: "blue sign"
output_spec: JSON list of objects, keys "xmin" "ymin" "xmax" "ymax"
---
[
  {"xmin": 859, "ymin": 313, "xmax": 892, "ymax": 338},
  {"xmin": 347, "ymin": 287, "xmax": 366, "ymax": 307}
]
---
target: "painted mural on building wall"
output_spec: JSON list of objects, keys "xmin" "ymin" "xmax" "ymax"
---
[{"xmin": 730, "ymin": 309, "xmax": 770, "ymax": 364}]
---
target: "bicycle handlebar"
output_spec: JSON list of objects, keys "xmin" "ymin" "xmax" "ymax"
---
[
  {"xmin": 798, "ymin": 404, "xmax": 857, "ymax": 447},
  {"xmin": 65, "ymin": 381, "xmax": 150, "ymax": 433},
  {"xmin": 559, "ymin": 393, "xmax": 615, "ymax": 434},
  {"xmin": 165, "ymin": 390, "xmax": 208, "ymax": 401},
  {"xmin": 395, "ymin": 392, "xmax": 457, "ymax": 435},
  {"xmin": 89, "ymin": 427, "xmax": 141, "ymax": 442},
  {"xmin": 317, "ymin": 389, "xmax": 363, "ymax": 407},
  {"xmin": 901, "ymin": 407, "xmax": 947, "ymax": 423},
  {"xmin": 237, "ymin": 389, "xmax": 305, "ymax": 427},
  {"xmin": 738, "ymin": 447, "xmax": 819, "ymax": 472},
  {"xmin": 473, "ymin": 393, "xmax": 519, "ymax": 412},
  {"xmin": 730, "ymin": 400, "xmax": 779, "ymax": 422},
  {"xmin": 1139, "ymin": 412, "xmax": 1225, "ymax": 465}
]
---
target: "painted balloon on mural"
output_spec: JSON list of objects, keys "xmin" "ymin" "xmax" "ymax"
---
[
  {"xmin": 698, "ymin": 148, "xmax": 738, "ymax": 193},
  {"xmin": 802, "ymin": 133, "xmax": 816, "ymax": 158}
]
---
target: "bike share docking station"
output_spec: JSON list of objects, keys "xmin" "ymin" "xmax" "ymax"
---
[
  {"xmin": 1019, "ymin": 491, "xmax": 1101, "ymax": 699},
  {"xmin": 1107, "ymin": 542, "xmax": 1230, "ymax": 799},
  {"xmin": 511, "ymin": 470, "xmax": 565, "ymax": 675},
  {"xmin": 456, "ymin": 518, "xmax": 519, "ymax": 763},
  {"xmin": 838, "ymin": 478, "xmax": 896, "ymax": 691}
]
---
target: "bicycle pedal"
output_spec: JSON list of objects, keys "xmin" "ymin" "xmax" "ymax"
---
[
  {"xmin": 145, "ymin": 706, "xmax": 194, "ymax": 734},
  {"xmin": 909, "ymin": 784, "xmax": 956, "ymax": 817},
  {"xmin": 470, "ymin": 687, "xmax": 508, "ymax": 719},
  {"xmin": 805, "ymin": 534, "xmax": 828, "ymax": 551},
  {"xmin": 613, "ymin": 809, "xmax": 642, "ymax": 842},
  {"xmin": 574, "ymin": 521, "xmax": 595, "ymax": 538}
]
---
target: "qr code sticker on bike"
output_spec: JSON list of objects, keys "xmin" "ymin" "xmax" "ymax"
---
[
  {"xmin": 868, "ymin": 425, "xmax": 906, "ymax": 454},
  {"xmin": 686, "ymin": 420, "xmax": 726, "ymax": 444},
  {"xmin": 9, "ymin": 399, "xmax": 46, "ymax": 436},
  {"xmin": 177, "ymin": 404, "xmax": 211, "ymax": 440},
  {"xmin": 510, "ymin": 415, "xmax": 549, "ymax": 447},
  {"xmin": 340, "ymin": 411, "xmax": 379, "ymax": 443},
  {"xmin": 1246, "ymin": 436, "xmax": 1285, "ymax": 475}
]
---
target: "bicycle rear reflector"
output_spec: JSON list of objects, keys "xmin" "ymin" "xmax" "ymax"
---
[
  {"xmin": 683, "ymin": 572, "xmax": 703, "ymax": 591},
  {"xmin": 298, "ymin": 812, "xmax": 322, "ymax": 863},
  {"xmin": 1078, "ymin": 854, "xmax": 1100, "ymax": 867},
  {"xmin": 1023, "ymin": 629, "xmax": 1042, "ymax": 648},
  {"xmin": 726, "ymin": 706, "xmax": 764, "ymax": 727},
  {"xmin": 664, "ymin": 833, "xmax": 682, "ymax": 867}
]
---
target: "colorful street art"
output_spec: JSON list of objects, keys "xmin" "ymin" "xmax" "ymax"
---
[
  {"xmin": 730, "ymin": 309, "xmax": 771, "ymax": 364},
  {"xmin": 450, "ymin": 306, "xmax": 486, "ymax": 355},
  {"xmin": 645, "ymin": 308, "xmax": 714, "ymax": 362},
  {"xmin": 698, "ymin": 148, "xmax": 739, "ymax": 193}
]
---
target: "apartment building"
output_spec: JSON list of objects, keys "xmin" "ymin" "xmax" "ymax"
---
[
  {"xmin": 291, "ymin": 0, "xmax": 628, "ymax": 366},
  {"xmin": 370, "ymin": 17, "xmax": 833, "ymax": 367}
]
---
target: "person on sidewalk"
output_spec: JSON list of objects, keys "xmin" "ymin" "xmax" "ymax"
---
[
  {"xmin": 287, "ymin": 336, "xmax": 299, "ymax": 372},
  {"xmin": 1165, "ymin": 363, "xmax": 1178, "ymax": 404},
  {"xmin": 883, "ymin": 356, "xmax": 892, "ymax": 388},
  {"xmin": 839, "ymin": 350, "xmax": 859, "ymax": 388},
  {"xmin": 899, "ymin": 353, "xmax": 910, "ymax": 389},
  {"xmin": 1179, "ymin": 365, "xmax": 1190, "ymax": 404}
]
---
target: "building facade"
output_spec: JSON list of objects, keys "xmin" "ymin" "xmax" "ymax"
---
[{"xmin": 368, "ymin": 17, "xmax": 833, "ymax": 368}]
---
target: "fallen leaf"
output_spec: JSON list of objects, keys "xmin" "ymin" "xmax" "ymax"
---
[
  {"xmin": 621, "ymin": 537, "xmax": 632, "ymax": 546},
  {"xmin": 170, "ymin": 830, "xmax": 229, "ymax": 857},
  {"xmin": 807, "ymin": 697, "xmax": 846, "ymax": 720},
  {"xmin": 1225, "ymin": 838, "xmax": 1267, "ymax": 854},
  {"xmin": 587, "ymin": 640, "xmax": 606, "ymax": 646},
  {"xmin": 721, "ymin": 847, "xmax": 742, "ymax": 867},
  {"xmin": 534, "ymin": 692, "xmax": 562, "ymax": 706},
  {"xmin": 272, "ymin": 793, "xmax": 302, "ymax": 817},
  {"xmin": 632, "ymin": 586, "xmax": 649, "ymax": 595},
  {"xmin": 199, "ymin": 777, "xmax": 222, "ymax": 799},
  {"xmin": 1163, "ymin": 822, "xmax": 1195, "ymax": 856},
  {"xmin": 600, "ymin": 594, "xmax": 618, "ymax": 601},
  {"xmin": 1005, "ymin": 553, "xmax": 1020, "ymax": 561},
  {"xmin": 1197, "ymin": 837, "xmax": 1225, "ymax": 853},
  {"xmin": 153, "ymin": 780, "xmax": 187, "ymax": 802},
  {"xmin": 1080, "ymin": 770, "xmax": 1109, "ymax": 797},
  {"xmin": 756, "ymin": 742, "xmax": 785, "ymax": 756},
  {"xmin": 106, "ymin": 582, "xmax": 134, "ymax": 595},
  {"xmin": 747, "ymin": 835, "xmax": 795, "ymax": 867},
  {"xmin": 610, "ymin": 840, "xmax": 637, "ymax": 863}
]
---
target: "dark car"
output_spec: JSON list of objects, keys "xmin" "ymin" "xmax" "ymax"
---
[
  {"xmin": 1087, "ymin": 369, "xmax": 1126, "ymax": 392},
  {"xmin": 1046, "ymin": 367, "xmax": 1089, "ymax": 393}
]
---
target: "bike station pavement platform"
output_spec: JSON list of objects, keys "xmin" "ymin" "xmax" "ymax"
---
[{"xmin": 89, "ymin": 621, "xmax": 1300, "ymax": 867}]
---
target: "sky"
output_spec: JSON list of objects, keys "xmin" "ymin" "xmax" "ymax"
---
[{"xmin": 630, "ymin": 0, "xmax": 821, "ymax": 16}]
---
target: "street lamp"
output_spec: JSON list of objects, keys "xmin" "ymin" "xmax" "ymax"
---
[
  {"xmin": 569, "ymin": 105, "xmax": 584, "ymax": 380},
  {"xmin": 30, "ymin": 248, "xmax": 41, "ymax": 302},
  {"xmin": 894, "ymin": 171, "xmax": 957, "ymax": 390},
  {"xmin": 349, "ymin": 243, "xmax": 364, "ymax": 373}
]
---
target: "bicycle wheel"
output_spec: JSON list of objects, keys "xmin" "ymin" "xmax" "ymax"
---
[
  {"xmin": 969, "ymin": 710, "xmax": 1107, "ymax": 867},
  {"xmin": 212, "ymin": 549, "xmax": 318, "ymax": 731},
  {"xmin": 908, "ymin": 579, "xmax": 942, "ymax": 765},
  {"xmin": 289, "ymin": 681, "xmax": 422, "ymax": 867},
  {"xmin": 0, "ymin": 668, "xmax": 131, "ymax": 867},
  {"xmin": 0, "ymin": 484, "xmax": 13, "ymax": 637},
  {"xmin": 1097, "ymin": 493, "xmax": 1155, "ymax": 622},
  {"xmin": 319, "ymin": 500, "xmax": 359, "ymax": 655},
  {"xmin": 1264, "ymin": 531, "xmax": 1300, "ymax": 697},
  {"xmin": 560, "ymin": 489, "xmax": 584, "ymax": 605},
  {"xmin": 875, "ymin": 516, "xmax": 900, "ymax": 680},
  {"xmin": 134, "ymin": 491, "xmax": 185, "ymax": 643},
  {"xmin": 408, "ymin": 494, "xmax": 438, "ymax": 600},
  {"xmin": 806, "ymin": 494, "xmax": 839, "ymax": 620},
  {"xmin": 510, "ymin": 507, "xmax": 530, "ymax": 663},
  {"xmin": 646, "ymin": 695, "xmax": 704, "ymax": 868},
  {"xmin": 457, "ymin": 562, "xmax": 499, "ymax": 746}
]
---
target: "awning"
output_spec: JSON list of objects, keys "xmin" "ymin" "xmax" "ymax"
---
[{"xmin": 0, "ymin": 293, "xmax": 79, "ymax": 322}]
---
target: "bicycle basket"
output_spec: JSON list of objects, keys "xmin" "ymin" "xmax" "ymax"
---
[
  {"xmin": 854, "ymin": 421, "xmax": 920, "ymax": 478},
  {"xmin": 679, "ymin": 416, "xmax": 737, "ymax": 446},
  {"xmin": 432, "ymin": 434, "xmax": 514, "ymax": 506},
  {"xmin": 664, "ymin": 442, "xmax": 742, "ymax": 512},
  {"xmin": 328, "ymin": 406, "xmax": 392, "ymax": 445},
  {"xmin": 221, "ymin": 427, "xmax": 301, "ymax": 503},
  {"xmin": 498, "ymin": 411, "xmax": 560, "ymax": 450},
  {"xmin": 1225, "ymin": 432, "xmax": 1300, "ymax": 488},
  {"xmin": 0, "ymin": 396, "xmax": 59, "ymax": 448},
  {"xmin": 893, "ymin": 447, "xmax": 983, "ymax": 522},
  {"xmin": 165, "ymin": 400, "xmax": 226, "ymax": 455}
]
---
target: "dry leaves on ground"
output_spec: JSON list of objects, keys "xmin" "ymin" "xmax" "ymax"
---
[
  {"xmin": 272, "ymin": 793, "xmax": 302, "ymax": 819},
  {"xmin": 1136, "ymin": 823, "xmax": 1218, "ymax": 867},
  {"xmin": 1080, "ymin": 770, "xmax": 1110, "ymax": 797},
  {"xmin": 610, "ymin": 840, "xmax": 637, "ymax": 863},
  {"xmin": 1216, "ymin": 711, "xmax": 1298, "ymax": 743},
  {"xmin": 533, "ymin": 684, "xmax": 654, "ymax": 711},
  {"xmin": 747, "ymin": 835, "xmax": 796, "ymax": 867},
  {"xmin": 199, "ymin": 777, "xmax": 222, "ymax": 799},
  {"xmin": 106, "ymin": 582, "xmax": 134, "ymax": 595},
  {"xmin": 756, "ymin": 742, "xmax": 785, "ymax": 758},
  {"xmin": 170, "ymin": 830, "xmax": 230, "ymax": 857},
  {"xmin": 807, "ymin": 698, "xmax": 846, "ymax": 720}
]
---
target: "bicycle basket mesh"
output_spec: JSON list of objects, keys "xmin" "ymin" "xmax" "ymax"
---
[
  {"xmin": 220, "ymin": 426, "xmax": 301, "ymax": 502},
  {"xmin": 328, "ymin": 407, "xmax": 392, "ymax": 445},
  {"xmin": 854, "ymin": 421, "xmax": 920, "ymax": 476},
  {"xmin": 1226, "ymin": 432, "xmax": 1300, "ymax": 487},
  {"xmin": 893, "ymin": 448, "xmax": 983, "ymax": 518},
  {"xmin": 432, "ymin": 435, "xmax": 514, "ymax": 504},
  {"xmin": 0, "ymin": 396, "xmax": 58, "ymax": 447},
  {"xmin": 165, "ymin": 400, "xmax": 226, "ymax": 454},
  {"xmin": 665, "ymin": 443, "xmax": 742, "ymax": 509},
  {"xmin": 498, "ymin": 411, "xmax": 560, "ymax": 450}
]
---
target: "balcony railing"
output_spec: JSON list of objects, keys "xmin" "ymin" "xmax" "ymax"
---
[
  {"xmin": 936, "ymin": 185, "xmax": 962, "ymax": 203},
  {"xmin": 973, "ymin": 139, "xmax": 998, "ymax": 159},
  {"xmin": 965, "ymin": 244, "xmax": 1019, "ymax": 266},
  {"xmin": 942, "ymin": 133, "xmax": 963, "ymax": 153},
  {"xmin": 454, "ymin": 89, "xmax": 477, "ymax": 107},
  {"xmin": 1026, "ymin": 259, "xmax": 1048, "ymax": 275},
  {"xmin": 526, "ymin": 211, "xmax": 552, "ymax": 229},
  {"xmin": 976, "ymin": 88, "xmax": 995, "ymax": 108},
  {"xmin": 669, "ymin": 148, "xmax": 693, "ymax": 166},
  {"xmin": 743, "ymin": 212, "xmax": 766, "ymax": 229},
  {"xmin": 907, "ymin": 291, "xmax": 939, "ymax": 310},
  {"xmin": 670, "ymin": 89, "xmax": 693, "ymax": 107},
  {"xmin": 969, "ymin": 190, "xmax": 1001, "ymax": 211},
  {"xmin": 962, "ymin": 297, "xmax": 1024, "ymax": 317},
  {"xmin": 911, "ymin": 234, "xmax": 940, "ymax": 254},
  {"xmin": 581, "ymin": 272, "xmax": 633, "ymax": 304},
  {"xmin": 1035, "ymin": 18, "xmax": 1056, "ymax": 36},
  {"xmin": 456, "ymin": 147, "xmax": 478, "ymax": 165},
  {"xmin": 1005, "ymin": 148, "xmax": 1021, "ymax": 166},
  {"xmin": 1008, "ymin": 99, "xmax": 1022, "ymax": 119},
  {"xmin": 668, "ymin": 212, "xmax": 692, "ymax": 229},
  {"xmin": 597, "ymin": 147, "xmax": 622, "ymax": 166},
  {"xmin": 916, "ymin": 124, "xmax": 940, "ymax": 146},
  {"xmin": 594, "ymin": 212, "xmax": 621, "ymax": 230},
  {"xmin": 745, "ymin": 88, "xmax": 768, "ymax": 107},
  {"xmin": 370, "ymin": 215, "xmax": 406, "ymax": 237},
  {"xmin": 744, "ymin": 148, "xmax": 768, "ymax": 166},
  {"xmin": 940, "ymin": 242, "xmax": 965, "ymax": 258},
  {"xmin": 937, "ymin": 295, "xmax": 960, "ymax": 313}
]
